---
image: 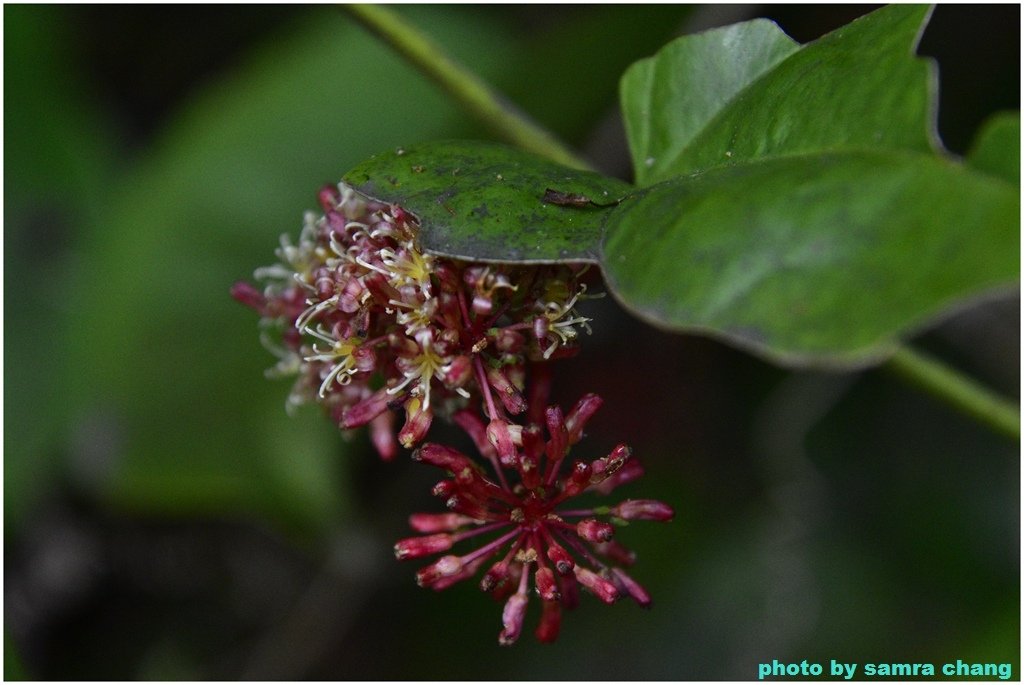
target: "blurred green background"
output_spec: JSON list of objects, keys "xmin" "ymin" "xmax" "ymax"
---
[{"xmin": 4, "ymin": 4, "xmax": 1019, "ymax": 679}]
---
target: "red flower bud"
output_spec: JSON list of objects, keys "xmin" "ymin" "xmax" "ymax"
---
[
  {"xmin": 480, "ymin": 558, "xmax": 511, "ymax": 593},
  {"xmin": 534, "ymin": 566, "xmax": 559, "ymax": 601},
  {"xmin": 409, "ymin": 512, "xmax": 476, "ymax": 533},
  {"xmin": 576, "ymin": 519, "xmax": 615, "ymax": 543},
  {"xmin": 413, "ymin": 443, "xmax": 475, "ymax": 473},
  {"xmin": 546, "ymin": 540, "xmax": 575, "ymax": 575},
  {"xmin": 394, "ymin": 533, "xmax": 454, "ymax": 560},
  {"xmin": 573, "ymin": 567, "xmax": 618, "ymax": 604},
  {"xmin": 534, "ymin": 600, "xmax": 561, "ymax": 643}
]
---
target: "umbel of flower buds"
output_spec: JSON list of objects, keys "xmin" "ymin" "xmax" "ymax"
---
[
  {"xmin": 395, "ymin": 391, "xmax": 674, "ymax": 645},
  {"xmin": 232, "ymin": 182, "xmax": 595, "ymax": 459}
]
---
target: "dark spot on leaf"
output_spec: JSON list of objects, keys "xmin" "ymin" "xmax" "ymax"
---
[
  {"xmin": 471, "ymin": 204, "xmax": 490, "ymax": 218},
  {"xmin": 544, "ymin": 188, "xmax": 593, "ymax": 207},
  {"xmin": 435, "ymin": 187, "xmax": 457, "ymax": 205}
]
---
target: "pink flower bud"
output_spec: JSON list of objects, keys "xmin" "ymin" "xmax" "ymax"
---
[
  {"xmin": 576, "ymin": 519, "xmax": 615, "ymax": 543},
  {"xmin": 444, "ymin": 494, "xmax": 493, "ymax": 520},
  {"xmin": 532, "ymin": 316, "xmax": 549, "ymax": 348},
  {"xmin": 486, "ymin": 366, "xmax": 527, "ymax": 415},
  {"xmin": 409, "ymin": 512, "xmax": 476, "ymax": 533},
  {"xmin": 338, "ymin": 276, "xmax": 365, "ymax": 313},
  {"xmin": 369, "ymin": 411, "xmax": 398, "ymax": 462},
  {"xmin": 430, "ymin": 555, "xmax": 486, "ymax": 591},
  {"xmin": 486, "ymin": 419, "xmax": 520, "ymax": 466},
  {"xmin": 610, "ymin": 499, "xmax": 675, "ymax": 522},
  {"xmin": 565, "ymin": 393, "xmax": 603, "ymax": 444},
  {"xmin": 493, "ymin": 328, "xmax": 525, "ymax": 353},
  {"xmin": 230, "ymin": 282, "xmax": 267, "ymax": 312},
  {"xmin": 342, "ymin": 388, "xmax": 391, "ymax": 429},
  {"xmin": 394, "ymin": 533, "xmax": 453, "ymax": 560},
  {"xmin": 362, "ymin": 270, "xmax": 400, "ymax": 307},
  {"xmin": 472, "ymin": 294, "xmax": 493, "ymax": 316},
  {"xmin": 452, "ymin": 409, "xmax": 497, "ymax": 460},
  {"xmin": 317, "ymin": 184, "xmax": 340, "ymax": 212},
  {"xmin": 544, "ymin": 405, "xmax": 568, "ymax": 462},
  {"xmin": 591, "ymin": 459, "xmax": 644, "ymax": 495},
  {"xmin": 611, "ymin": 568, "xmax": 652, "ymax": 608},
  {"xmin": 559, "ymin": 460, "xmax": 591, "ymax": 499},
  {"xmin": 398, "ymin": 397, "xmax": 432, "ymax": 448},
  {"xmin": 590, "ymin": 443, "xmax": 631, "ymax": 484},
  {"xmin": 498, "ymin": 592, "xmax": 529, "ymax": 646},
  {"xmin": 353, "ymin": 345, "xmax": 377, "ymax": 373},
  {"xmin": 574, "ymin": 567, "xmax": 618, "ymax": 604},
  {"xmin": 415, "ymin": 555, "xmax": 463, "ymax": 587},
  {"xmin": 413, "ymin": 443, "xmax": 475, "ymax": 473},
  {"xmin": 442, "ymin": 355, "xmax": 473, "ymax": 388}
]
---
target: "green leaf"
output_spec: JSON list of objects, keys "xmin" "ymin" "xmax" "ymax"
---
[
  {"xmin": 344, "ymin": 140, "xmax": 631, "ymax": 263},
  {"xmin": 601, "ymin": 150, "xmax": 1019, "ymax": 367},
  {"xmin": 967, "ymin": 111, "xmax": 1020, "ymax": 185},
  {"xmin": 621, "ymin": 5, "xmax": 937, "ymax": 185},
  {"xmin": 621, "ymin": 19, "xmax": 799, "ymax": 185}
]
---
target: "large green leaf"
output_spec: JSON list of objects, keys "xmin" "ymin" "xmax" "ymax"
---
[
  {"xmin": 605, "ymin": 5, "xmax": 1018, "ymax": 366},
  {"xmin": 344, "ymin": 140, "xmax": 631, "ymax": 263},
  {"xmin": 621, "ymin": 19, "xmax": 799, "ymax": 185},
  {"xmin": 621, "ymin": 5, "xmax": 937, "ymax": 185},
  {"xmin": 601, "ymin": 150, "xmax": 1019, "ymax": 367}
]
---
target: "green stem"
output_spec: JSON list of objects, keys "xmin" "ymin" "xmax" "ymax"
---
[
  {"xmin": 346, "ymin": 4, "xmax": 1018, "ymax": 444},
  {"xmin": 344, "ymin": 4, "xmax": 591, "ymax": 171},
  {"xmin": 885, "ymin": 345, "xmax": 1019, "ymax": 441}
]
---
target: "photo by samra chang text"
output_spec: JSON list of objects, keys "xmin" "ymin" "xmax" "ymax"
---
[{"xmin": 758, "ymin": 659, "xmax": 1014, "ymax": 680}]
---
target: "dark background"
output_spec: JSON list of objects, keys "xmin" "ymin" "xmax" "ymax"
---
[{"xmin": 5, "ymin": 4, "xmax": 1019, "ymax": 679}]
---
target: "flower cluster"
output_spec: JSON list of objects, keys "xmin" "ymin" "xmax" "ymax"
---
[
  {"xmin": 235, "ymin": 181, "xmax": 673, "ymax": 645},
  {"xmin": 232, "ymin": 182, "xmax": 593, "ymax": 459},
  {"xmin": 396, "ymin": 391, "xmax": 673, "ymax": 645}
]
